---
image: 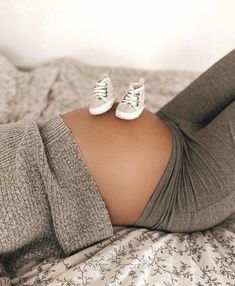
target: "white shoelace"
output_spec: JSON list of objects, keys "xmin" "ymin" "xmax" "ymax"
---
[
  {"xmin": 120, "ymin": 90, "xmax": 140, "ymax": 110},
  {"xmin": 93, "ymin": 81, "xmax": 108, "ymax": 102}
]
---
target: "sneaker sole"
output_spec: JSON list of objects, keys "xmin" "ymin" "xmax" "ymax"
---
[
  {"xmin": 115, "ymin": 106, "xmax": 145, "ymax": 120},
  {"xmin": 89, "ymin": 98, "xmax": 116, "ymax": 115}
]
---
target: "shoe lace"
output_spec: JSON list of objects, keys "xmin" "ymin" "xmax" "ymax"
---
[
  {"xmin": 121, "ymin": 90, "xmax": 140, "ymax": 110},
  {"xmin": 93, "ymin": 81, "xmax": 108, "ymax": 101}
]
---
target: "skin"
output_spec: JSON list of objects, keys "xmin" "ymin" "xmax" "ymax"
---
[{"xmin": 61, "ymin": 103, "xmax": 173, "ymax": 226}]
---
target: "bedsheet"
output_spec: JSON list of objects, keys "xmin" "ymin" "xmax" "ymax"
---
[
  {"xmin": 10, "ymin": 221, "xmax": 235, "ymax": 285},
  {"xmin": 0, "ymin": 53, "xmax": 235, "ymax": 285}
]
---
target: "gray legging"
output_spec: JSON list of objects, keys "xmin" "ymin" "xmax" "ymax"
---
[{"xmin": 134, "ymin": 49, "xmax": 235, "ymax": 233}]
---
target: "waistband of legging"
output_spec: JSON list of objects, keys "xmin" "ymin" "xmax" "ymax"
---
[{"xmin": 133, "ymin": 119, "xmax": 183, "ymax": 229}]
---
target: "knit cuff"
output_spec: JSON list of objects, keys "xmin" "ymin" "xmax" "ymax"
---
[{"xmin": 38, "ymin": 114, "xmax": 114, "ymax": 254}]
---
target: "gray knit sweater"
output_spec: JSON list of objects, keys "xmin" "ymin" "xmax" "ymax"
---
[{"xmin": 0, "ymin": 114, "xmax": 114, "ymax": 284}]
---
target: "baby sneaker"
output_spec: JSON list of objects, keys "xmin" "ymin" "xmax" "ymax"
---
[
  {"xmin": 89, "ymin": 73, "xmax": 116, "ymax": 115},
  {"xmin": 115, "ymin": 78, "xmax": 145, "ymax": 120}
]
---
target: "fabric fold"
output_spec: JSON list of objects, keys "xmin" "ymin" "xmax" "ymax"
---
[
  {"xmin": 38, "ymin": 114, "xmax": 114, "ymax": 254},
  {"xmin": 0, "ymin": 114, "xmax": 113, "ymax": 278}
]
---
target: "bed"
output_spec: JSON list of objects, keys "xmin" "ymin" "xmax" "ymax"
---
[{"xmin": 1, "ymin": 53, "xmax": 235, "ymax": 286}]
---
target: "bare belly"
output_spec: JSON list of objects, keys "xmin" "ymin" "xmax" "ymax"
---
[{"xmin": 61, "ymin": 103, "xmax": 173, "ymax": 226}]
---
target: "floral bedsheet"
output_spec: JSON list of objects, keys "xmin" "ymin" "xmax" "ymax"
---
[{"xmin": 12, "ymin": 217, "xmax": 235, "ymax": 285}]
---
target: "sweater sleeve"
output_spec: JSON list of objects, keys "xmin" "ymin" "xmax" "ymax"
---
[
  {"xmin": 37, "ymin": 114, "xmax": 114, "ymax": 254},
  {"xmin": 0, "ymin": 114, "xmax": 114, "ymax": 278}
]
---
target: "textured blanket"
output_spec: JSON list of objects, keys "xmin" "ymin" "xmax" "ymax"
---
[{"xmin": 1, "ymin": 53, "xmax": 235, "ymax": 286}]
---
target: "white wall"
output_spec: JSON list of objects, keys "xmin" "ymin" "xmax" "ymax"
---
[{"xmin": 0, "ymin": 0, "xmax": 234, "ymax": 71}]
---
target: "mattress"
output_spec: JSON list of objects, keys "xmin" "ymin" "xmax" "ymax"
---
[{"xmin": 1, "ymin": 53, "xmax": 235, "ymax": 285}]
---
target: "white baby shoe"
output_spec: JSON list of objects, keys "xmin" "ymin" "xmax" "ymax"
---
[
  {"xmin": 89, "ymin": 73, "xmax": 116, "ymax": 115},
  {"xmin": 115, "ymin": 78, "xmax": 145, "ymax": 120}
]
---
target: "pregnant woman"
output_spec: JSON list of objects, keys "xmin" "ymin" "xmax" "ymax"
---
[{"xmin": 0, "ymin": 49, "xmax": 235, "ymax": 281}]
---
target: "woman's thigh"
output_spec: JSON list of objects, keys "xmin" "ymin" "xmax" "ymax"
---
[
  {"xmin": 61, "ymin": 103, "xmax": 173, "ymax": 226},
  {"xmin": 187, "ymin": 100, "xmax": 235, "ymax": 231},
  {"xmin": 156, "ymin": 49, "xmax": 235, "ymax": 125}
]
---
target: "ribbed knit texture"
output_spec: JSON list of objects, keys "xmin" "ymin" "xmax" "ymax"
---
[
  {"xmin": 0, "ymin": 114, "xmax": 114, "ymax": 282},
  {"xmin": 134, "ymin": 49, "xmax": 235, "ymax": 234}
]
